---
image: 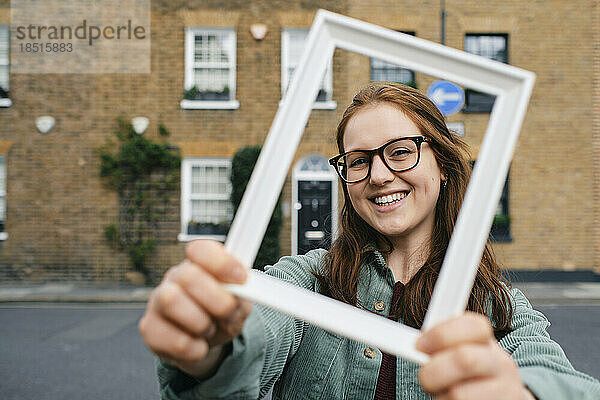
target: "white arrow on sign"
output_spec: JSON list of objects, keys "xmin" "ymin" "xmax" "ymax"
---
[{"xmin": 430, "ymin": 87, "xmax": 462, "ymax": 106}]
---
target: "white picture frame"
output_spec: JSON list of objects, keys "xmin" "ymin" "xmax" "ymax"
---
[{"xmin": 224, "ymin": 9, "xmax": 535, "ymax": 364}]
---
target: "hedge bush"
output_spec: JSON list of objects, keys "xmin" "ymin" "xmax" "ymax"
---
[{"xmin": 230, "ymin": 146, "xmax": 282, "ymax": 270}]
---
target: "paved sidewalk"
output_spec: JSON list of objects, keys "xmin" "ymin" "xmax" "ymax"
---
[
  {"xmin": 0, "ymin": 281, "xmax": 600, "ymax": 305},
  {"xmin": 0, "ymin": 283, "xmax": 152, "ymax": 303},
  {"xmin": 512, "ymin": 282, "xmax": 600, "ymax": 305}
]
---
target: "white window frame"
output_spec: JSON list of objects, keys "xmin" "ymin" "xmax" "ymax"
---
[
  {"xmin": 178, "ymin": 158, "xmax": 233, "ymax": 242},
  {"xmin": 0, "ymin": 156, "xmax": 7, "ymax": 240},
  {"xmin": 370, "ymin": 31, "xmax": 416, "ymax": 87},
  {"xmin": 181, "ymin": 27, "xmax": 239, "ymax": 110},
  {"xmin": 281, "ymin": 28, "xmax": 336, "ymax": 110},
  {"xmin": 370, "ymin": 57, "xmax": 416, "ymax": 85},
  {"xmin": 462, "ymin": 33, "xmax": 509, "ymax": 113},
  {"xmin": 0, "ymin": 24, "xmax": 11, "ymax": 108}
]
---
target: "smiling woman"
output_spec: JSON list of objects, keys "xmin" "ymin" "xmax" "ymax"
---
[
  {"xmin": 343, "ymin": 105, "xmax": 443, "ymax": 255},
  {"xmin": 140, "ymin": 84, "xmax": 600, "ymax": 400},
  {"xmin": 318, "ymin": 85, "xmax": 506, "ymax": 322}
]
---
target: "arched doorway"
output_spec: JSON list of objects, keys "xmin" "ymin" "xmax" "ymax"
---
[{"xmin": 291, "ymin": 154, "xmax": 338, "ymax": 255}]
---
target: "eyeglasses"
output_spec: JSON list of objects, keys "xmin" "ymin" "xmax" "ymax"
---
[{"xmin": 329, "ymin": 136, "xmax": 431, "ymax": 183}]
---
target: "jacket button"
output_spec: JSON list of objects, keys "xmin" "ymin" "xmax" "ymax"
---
[
  {"xmin": 374, "ymin": 301, "xmax": 385, "ymax": 312},
  {"xmin": 364, "ymin": 347, "xmax": 376, "ymax": 359}
]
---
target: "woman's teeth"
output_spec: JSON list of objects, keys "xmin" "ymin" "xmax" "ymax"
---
[{"xmin": 373, "ymin": 192, "xmax": 408, "ymax": 206}]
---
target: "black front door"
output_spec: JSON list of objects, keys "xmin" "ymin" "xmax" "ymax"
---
[{"xmin": 297, "ymin": 180, "xmax": 332, "ymax": 255}]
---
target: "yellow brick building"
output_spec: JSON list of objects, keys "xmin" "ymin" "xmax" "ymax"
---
[{"xmin": 0, "ymin": 0, "xmax": 598, "ymax": 283}]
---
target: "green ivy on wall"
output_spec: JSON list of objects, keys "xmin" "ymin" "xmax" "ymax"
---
[
  {"xmin": 99, "ymin": 119, "xmax": 181, "ymax": 282},
  {"xmin": 230, "ymin": 146, "xmax": 282, "ymax": 270}
]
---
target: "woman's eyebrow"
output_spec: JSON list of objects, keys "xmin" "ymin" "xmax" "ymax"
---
[
  {"xmin": 344, "ymin": 141, "xmax": 386, "ymax": 153},
  {"xmin": 345, "ymin": 136, "xmax": 414, "ymax": 153},
  {"xmin": 344, "ymin": 145, "xmax": 370, "ymax": 153}
]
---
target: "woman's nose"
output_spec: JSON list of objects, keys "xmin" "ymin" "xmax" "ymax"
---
[{"xmin": 369, "ymin": 154, "xmax": 395, "ymax": 185}]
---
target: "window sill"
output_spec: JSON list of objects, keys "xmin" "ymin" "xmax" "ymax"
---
[
  {"xmin": 279, "ymin": 100, "xmax": 337, "ymax": 110},
  {"xmin": 0, "ymin": 232, "xmax": 8, "ymax": 241},
  {"xmin": 462, "ymin": 107, "xmax": 492, "ymax": 114},
  {"xmin": 177, "ymin": 233, "xmax": 226, "ymax": 242},
  {"xmin": 180, "ymin": 99, "xmax": 240, "ymax": 110},
  {"xmin": 0, "ymin": 98, "xmax": 12, "ymax": 108}
]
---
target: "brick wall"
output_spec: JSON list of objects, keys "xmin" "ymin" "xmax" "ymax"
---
[
  {"xmin": 350, "ymin": 0, "xmax": 598, "ymax": 273},
  {"xmin": 0, "ymin": 0, "xmax": 345, "ymax": 283},
  {"xmin": 593, "ymin": 0, "xmax": 600, "ymax": 274},
  {"xmin": 0, "ymin": 0, "xmax": 597, "ymax": 283}
]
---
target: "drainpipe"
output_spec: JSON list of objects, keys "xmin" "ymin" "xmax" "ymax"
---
[{"xmin": 440, "ymin": 0, "xmax": 446, "ymax": 45}]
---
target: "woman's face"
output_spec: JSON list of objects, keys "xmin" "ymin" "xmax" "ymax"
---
[{"xmin": 343, "ymin": 103, "xmax": 444, "ymax": 243}]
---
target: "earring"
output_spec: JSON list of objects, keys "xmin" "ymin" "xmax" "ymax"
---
[{"xmin": 442, "ymin": 179, "xmax": 448, "ymax": 189}]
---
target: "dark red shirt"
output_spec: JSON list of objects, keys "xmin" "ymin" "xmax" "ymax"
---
[{"xmin": 373, "ymin": 281, "xmax": 405, "ymax": 400}]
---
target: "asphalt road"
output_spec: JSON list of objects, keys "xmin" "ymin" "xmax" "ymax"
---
[
  {"xmin": 0, "ymin": 303, "xmax": 598, "ymax": 399},
  {"xmin": 537, "ymin": 304, "xmax": 600, "ymax": 379},
  {"xmin": 0, "ymin": 304, "xmax": 158, "ymax": 400}
]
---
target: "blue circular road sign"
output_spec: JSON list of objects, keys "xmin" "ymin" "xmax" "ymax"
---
[{"xmin": 427, "ymin": 80, "xmax": 465, "ymax": 116}]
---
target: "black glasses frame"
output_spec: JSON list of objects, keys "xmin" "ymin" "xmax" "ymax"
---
[{"xmin": 328, "ymin": 136, "xmax": 432, "ymax": 183}]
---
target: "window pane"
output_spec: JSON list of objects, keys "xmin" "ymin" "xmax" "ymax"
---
[
  {"xmin": 0, "ymin": 25, "xmax": 8, "ymax": 92},
  {"xmin": 287, "ymin": 30, "xmax": 307, "ymax": 67},
  {"xmin": 193, "ymin": 68, "xmax": 229, "ymax": 92},
  {"xmin": 284, "ymin": 29, "xmax": 329, "ymax": 98},
  {"xmin": 0, "ymin": 25, "xmax": 8, "ymax": 64},
  {"xmin": 370, "ymin": 58, "xmax": 414, "ymax": 84},
  {"xmin": 218, "ymin": 166, "xmax": 229, "ymax": 179},
  {"xmin": 370, "ymin": 32, "xmax": 415, "ymax": 86},
  {"xmin": 0, "ymin": 157, "xmax": 5, "ymax": 222},
  {"xmin": 465, "ymin": 35, "xmax": 507, "ymax": 63},
  {"xmin": 194, "ymin": 33, "xmax": 229, "ymax": 64},
  {"xmin": 187, "ymin": 160, "xmax": 233, "ymax": 232},
  {"xmin": 191, "ymin": 200, "xmax": 232, "ymax": 225},
  {"xmin": 0, "ymin": 195, "xmax": 5, "ymax": 221},
  {"xmin": 191, "ymin": 200, "xmax": 207, "ymax": 222},
  {"xmin": 472, "ymin": 159, "xmax": 511, "ymax": 242},
  {"xmin": 0, "ymin": 65, "xmax": 8, "ymax": 92},
  {"xmin": 191, "ymin": 166, "xmax": 204, "ymax": 194},
  {"xmin": 463, "ymin": 35, "xmax": 506, "ymax": 112},
  {"xmin": 190, "ymin": 30, "xmax": 233, "ymax": 96}
]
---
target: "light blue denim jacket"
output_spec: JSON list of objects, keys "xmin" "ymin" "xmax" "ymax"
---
[{"xmin": 157, "ymin": 249, "xmax": 600, "ymax": 399}]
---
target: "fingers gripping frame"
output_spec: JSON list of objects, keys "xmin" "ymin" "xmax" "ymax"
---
[{"xmin": 223, "ymin": 10, "xmax": 535, "ymax": 363}]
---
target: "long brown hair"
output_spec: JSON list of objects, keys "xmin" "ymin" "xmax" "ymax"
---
[{"xmin": 316, "ymin": 83, "xmax": 513, "ymax": 334}]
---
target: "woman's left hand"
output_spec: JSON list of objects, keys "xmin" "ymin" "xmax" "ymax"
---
[{"xmin": 416, "ymin": 312, "xmax": 536, "ymax": 399}]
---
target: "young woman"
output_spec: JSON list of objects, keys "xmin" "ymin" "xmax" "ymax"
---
[{"xmin": 139, "ymin": 84, "xmax": 600, "ymax": 399}]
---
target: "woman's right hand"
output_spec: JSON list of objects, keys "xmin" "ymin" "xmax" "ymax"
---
[{"xmin": 138, "ymin": 240, "xmax": 252, "ymax": 378}]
